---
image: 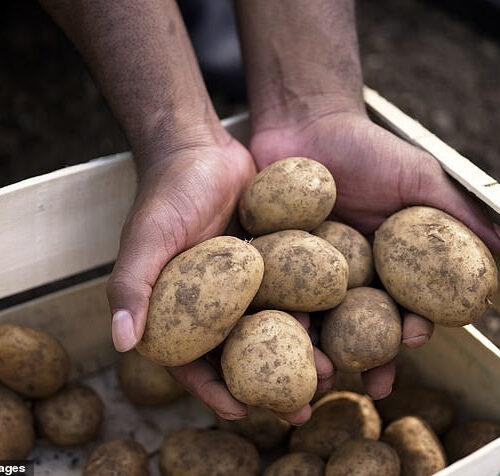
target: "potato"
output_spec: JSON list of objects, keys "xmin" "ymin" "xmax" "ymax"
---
[
  {"xmin": 374, "ymin": 206, "xmax": 498, "ymax": 326},
  {"xmin": 325, "ymin": 438, "xmax": 400, "ymax": 476},
  {"xmin": 216, "ymin": 406, "xmax": 291, "ymax": 451},
  {"xmin": 34, "ymin": 384, "xmax": 103, "ymax": 446},
  {"xmin": 264, "ymin": 452, "xmax": 325, "ymax": 476},
  {"xmin": 312, "ymin": 221, "xmax": 374, "ymax": 288},
  {"xmin": 83, "ymin": 439, "xmax": 149, "ymax": 476},
  {"xmin": 321, "ymin": 287, "xmax": 401, "ymax": 372},
  {"xmin": 289, "ymin": 391, "xmax": 381, "ymax": 459},
  {"xmin": 382, "ymin": 416, "xmax": 446, "ymax": 475},
  {"xmin": 376, "ymin": 387, "xmax": 454, "ymax": 435},
  {"xmin": 222, "ymin": 310, "xmax": 317, "ymax": 413},
  {"xmin": 118, "ymin": 350, "xmax": 184, "ymax": 406},
  {"xmin": 159, "ymin": 428, "xmax": 260, "ymax": 476},
  {"xmin": 0, "ymin": 323, "xmax": 70, "ymax": 398},
  {"xmin": 251, "ymin": 230, "xmax": 348, "ymax": 312},
  {"xmin": 0, "ymin": 386, "xmax": 34, "ymax": 459},
  {"xmin": 239, "ymin": 156, "xmax": 336, "ymax": 236},
  {"xmin": 443, "ymin": 420, "xmax": 500, "ymax": 463},
  {"xmin": 136, "ymin": 236, "xmax": 264, "ymax": 366}
]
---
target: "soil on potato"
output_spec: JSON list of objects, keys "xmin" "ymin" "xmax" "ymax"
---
[{"xmin": 1, "ymin": 0, "xmax": 499, "ymax": 344}]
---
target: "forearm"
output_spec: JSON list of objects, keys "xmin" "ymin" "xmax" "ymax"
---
[
  {"xmin": 234, "ymin": 0, "xmax": 365, "ymax": 131},
  {"xmin": 39, "ymin": 0, "xmax": 225, "ymax": 173}
]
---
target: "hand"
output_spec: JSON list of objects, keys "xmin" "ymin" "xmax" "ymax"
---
[{"xmin": 250, "ymin": 111, "xmax": 500, "ymax": 399}]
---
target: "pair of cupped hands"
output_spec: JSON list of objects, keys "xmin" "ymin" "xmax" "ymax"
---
[{"xmin": 107, "ymin": 111, "xmax": 500, "ymax": 425}]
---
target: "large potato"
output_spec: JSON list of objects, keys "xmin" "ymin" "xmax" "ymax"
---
[
  {"xmin": 382, "ymin": 416, "xmax": 446, "ymax": 475},
  {"xmin": 374, "ymin": 206, "xmax": 497, "ymax": 326},
  {"xmin": 0, "ymin": 323, "xmax": 70, "ymax": 398},
  {"xmin": 216, "ymin": 406, "xmax": 291, "ymax": 451},
  {"xmin": 312, "ymin": 221, "xmax": 374, "ymax": 288},
  {"xmin": 83, "ymin": 439, "xmax": 149, "ymax": 476},
  {"xmin": 222, "ymin": 310, "xmax": 317, "ymax": 413},
  {"xmin": 321, "ymin": 287, "xmax": 401, "ymax": 372},
  {"xmin": 239, "ymin": 157, "xmax": 336, "ymax": 236},
  {"xmin": 443, "ymin": 420, "xmax": 500, "ymax": 463},
  {"xmin": 0, "ymin": 386, "xmax": 34, "ymax": 459},
  {"xmin": 251, "ymin": 230, "xmax": 348, "ymax": 312},
  {"xmin": 289, "ymin": 391, "xmax": 381, "ymax": 459},
  {"xmin": 136, "ymin": 236, "xmax": 264, "ymax": 366},
  {"xmin": 376, "ymin": 387, "xmax": 454, "ymax": 435},
  {"xmin": 118, "ymin": 350, "xmax": 184, "ymax": 406},
  {"xmin": 264, "ymin": 452, "xmax": 325, "ymax": 476},
  {"xmin": 325, "ymin": 438, "xmax": 400, "ymax": 476},
  {"xmin": 34, "ymin": 384, "xmax": 103, "ymax": 446},
  {"xmin": 159, "ymin": 428, "xmax": 260, "ymax": 476}
]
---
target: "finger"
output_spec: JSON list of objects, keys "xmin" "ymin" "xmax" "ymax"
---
[
  {"xmin": 402, "ymin": 312, "xmax": 434, "ymax": 348},
  {"xmin": 168, "ymin": 359, "xmax": 247, "ymax": 420},
  {"xmin": 362, "ymin": 360, "xmax": 395, "ymax": 400},
  {"xmin": 314, "ymin": 347, "xmax": 335, "ymax": 392},
  {"xmin": 275, "ymin": 405, "xmax": 312, "ymax": 426}
]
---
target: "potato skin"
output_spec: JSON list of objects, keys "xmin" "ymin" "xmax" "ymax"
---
[
  {"xmin": 222, "ymin": 310, "xmax": 317, "ymax": 413},
  {"xmin": 34, "ymin": 384, "xmax": 103, "ymax": 446},
  {"xmin": 443, "ymin": 420, "xmax": 500, "ymax": 463},
  {"xmin": 374, "ymin": 206, "xmax": 498, "ymax": 326},
  {"xmin": 325, "ymin": 438, "xmax": 400, "ymax": 476},
  {"xmin": 216, "ymin": 406, "xmax": 291, "ymax": 451},
  {"xmin": 0, "ymin": 323, "xmax": 70, "ymax": 398},
  {"xmin": 159, "ymin": 428, "xmax": 260, "ymax": 476},
  {"xmin": 118, "ymin": 350, "xmax": 184, "ymax": 406},
  {"xmin": 312, "ymin": 221, "xmax": 374, "ymax": 288},
  {"xmin": 0, "ymin": 386, "xmax": 34, "ymax": 459},
  {"xmin": 321, "ymin": 287, "xmax": 401, "ymax": 372},
  {"xmin": 251, "ymin": 230, "xmax": 348, "ymax": 312},
  {"xmin": 136, "ymin": 236, "xmax": 264, "ymax": 366},
  {"xmin": 264, "ymin": 452, "xmax": 325, "ymax": 476},
  {"xmin": 83, "ymin": 439, "xmax": 150, "ymax": 476},
  {"xmin": 376, "ymin": 387, "xmax": 454, "ymax": 435},
  {"xmin": 239, "ymin": 157, "xmax": 336, "ymax": 236},
  {"xmin": 382, "ymin": 416, "xmax": 446, "ymax": 476},
  {"xmin": 289, "ymin": 391, "xmax": 381, "ymax": 459}
]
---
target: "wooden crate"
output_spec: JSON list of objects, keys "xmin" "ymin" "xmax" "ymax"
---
[{"xmin": 0, "ymin": 88, "xmax": 499, "ymax": 474}]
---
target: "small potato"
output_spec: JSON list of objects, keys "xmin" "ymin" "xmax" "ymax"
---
[
  {"xmin": 443, "ymin": 420, "xmax": 500, "ymax": 463},
  {"xmin": 118, "ymin": 350, "xmax": 184, "ymax": 406},
  {"xmin": 312, "ymin": 221, "xmax": 374, "ymax": 288},
  {"xmin": 0, "ymin": 386, "xmax": 34, "ymax": 459},
  {"xmin": 325, "ymin": 438, "xmax": 400, "ymax": 476},
  {"xmin": 217, "ymin": 406, "xmax": 291, "ymax": 451},
  {"xmin": 264, "ymin": 452, "xmax": 325, "ymax": 476},
  {"xmin": 382, "ymin": 416, "xmax": 446, "ymax": 475},
  {"xmin": 321, "ymin": 287, "xmax": 401, "ymax": 372},
  {"xmin": 136, "ymin": 236, "xmax": 264, "ymax": 366},
  {"xmin": 83, "ymin": 439, "xmax": 149, "ymax": 476},
  {"xmin": 159, "ymin": 428, "xmax": 260, "ymax": 476},
  {"xmin": 239, "ymin": 157, "xmax": 336, "ymax": 236},
  {"xmin": 0, "ymin": 323, "xmax": 70, "ymax": 398},
  {"xmin": 251, "ymin": 230, "xmax": 348, "ymax": 312},
  {"xmin": 376, "ymin": 387, "xmax": 454, "ymax": 435},
  {"xmin": 374, "ymin": 206, "xmax": 498, "ymax": 326},
  {"xmin": 34, "ymin": 384, "xmax": 103, "ymax": 446},
  {"xmin": 290, "ymin": 391, "xmax": 381, "ymax": 459},
  {"xmin": 222, "ymin": 310, "xmax": 317, "ymax": 413}
]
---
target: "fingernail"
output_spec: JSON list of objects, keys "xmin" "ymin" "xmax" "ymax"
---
[
  {"xmin": 372, "ymin": 385, "xmax": 392, "ymax": 400},
  {"xmin": 112, "ymin": 310, "xmax": 137, "ymax": 352},
  {"xmin": 403, "ymin": 334, "xmax": 430, "ymax": 348}
]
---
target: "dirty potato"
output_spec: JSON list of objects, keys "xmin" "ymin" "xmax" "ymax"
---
[
  {"xmin": 222, "ymin": 310, "xmax": 317, "ymax": 413},
  {"xmin": 239, "ymin": 157, "xmax": 336, "ymax": 236},
  {"xmin": 312, "ymin": 221, "xmax": 374, "ymax": 288},
  {"xmin": 0, "ymin": 323, "xmax": 70, "ymax": 398},
  {"xmin": 321, "ymin": 287, "xmax": 401, "ymax": 372},
  {"xmin": 159, "ymin": 428, "xmax": 260, "ymax": 476},
  {"xmin": 251, "ymin": 230, "xmax": 348, "ymax": 312},
  {"xmin": 374, "ymin": 206, "xmax": 498, "ymax": 326},
  {"xmin": 264, "ymin": 452, "xmax": 325, "ymax": 476},
  {"xmin": 136, "ymin": 236, "xmax": 264, "ymax": 366}
]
